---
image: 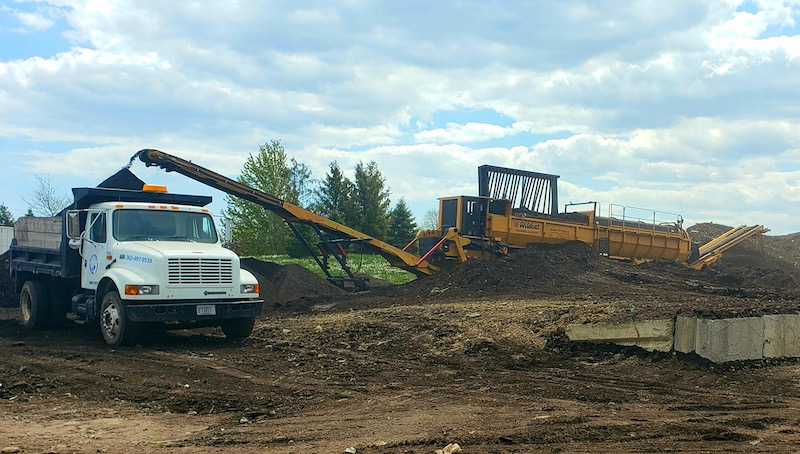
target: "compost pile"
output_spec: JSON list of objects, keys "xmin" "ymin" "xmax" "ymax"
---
[
  {"xmin": 399, "ymin": 241, "xmax": 603, "ymax": 300},
  {"xmin": 240, "ymin": 257, "xmax": 345, "ymax": 310},
  {"xmin": 389, "ymin": 226, "xmax": 800, "ymax": 302},
  {"xmin": 356, "ymin": 228, "xmax": 800, "ymax": 321}
]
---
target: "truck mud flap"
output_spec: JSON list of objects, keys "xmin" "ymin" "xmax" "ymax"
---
[{"xmin": 126, "ymin": 300, "xmax": 263, "ymax": 323}]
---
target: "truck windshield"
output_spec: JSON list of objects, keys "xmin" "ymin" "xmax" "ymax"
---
[{"xmin": 112, "ymin": 209, "xmax": 218, "ymax": 243}]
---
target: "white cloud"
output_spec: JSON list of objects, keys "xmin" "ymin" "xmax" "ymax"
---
[
  {"xmin": 413, "ymin": 122, "xmax": 513, "ymax": 144},
  {"xmin": 14, "ymin": 11, "xmax": 54, "ymax": 31}
]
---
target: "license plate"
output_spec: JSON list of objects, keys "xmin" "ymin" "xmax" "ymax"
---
[{"xmin": 196, "ymin": 304, "xmax": 216, "ymax": 316}]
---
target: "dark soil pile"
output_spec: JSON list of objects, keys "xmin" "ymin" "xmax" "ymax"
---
[
  {"xmin": 398, "ymin": 241, "xmax": 602, "ymax": 300},
  {"xmin": 345, "ymin": 235, "xmax": 800, "ymax": 322},
  {"xmin": 634, "ymin": 257, "xmax": 797, "ymax": 291},
  {"xmin": 240, "ymin": 258, "xmax": 345, "ymax": 309},
  {"xmin": 608, "ymin": 258, "xmax": 800, "ymax": 319}
]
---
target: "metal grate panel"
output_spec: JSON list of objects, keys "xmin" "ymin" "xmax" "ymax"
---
[
  {"xmin": 478, "ymin": 165, "xmax": 560, "ymax": 215},
  {"xmin": 168, "ymin": 258, "xmax": 233, "ymax": 285}
]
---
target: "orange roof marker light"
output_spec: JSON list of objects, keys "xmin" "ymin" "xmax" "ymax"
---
[{"xmin": 142, "ymin": 184, "xmax": 168, "ymax": 193}]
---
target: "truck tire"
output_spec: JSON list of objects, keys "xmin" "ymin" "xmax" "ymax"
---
[
  {"xmin": 99, "ymin": 291, "xmax": 138, "ymax": 347},
  {"xmin": 19, "ymin": 280, "xmax": 50, "ymax": 330},
  {"xmin": 221, "ymin": 316, "xmax": 255, "ymax": 341}
]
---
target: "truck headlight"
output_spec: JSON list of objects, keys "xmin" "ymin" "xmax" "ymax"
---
[
  {"xmin": 125, "ymin": 285, "xmax": 160, "ymax": 295},
  {"xmin": 241, "ymin": 283, "xmax": 259, "ymax": 294}
]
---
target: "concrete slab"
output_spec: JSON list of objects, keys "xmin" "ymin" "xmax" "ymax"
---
[
  {"xmin": 674, "ymin": 316, "xmax": 697, "ymax": 354},
  {"xmin": 0, "ymin": 226, "xmax": 12, "ymax": 254},
  {"xmin": 764, "ymin": 314, "xmax": 800, "ymax": 358},
  {"xmin": 13, "ymin": 216, "xmax": 62, "ymax": 249},
  {"xmin": 569, "ymin": 314, "xmax": 800, "ymax": 363},
  {"xmin": 566, "ymin": 320, "xmax": 674, "ymax": 352},
  {"xmin": 695, "ymin": 317, "xmax": 764, "ymax": 363}
]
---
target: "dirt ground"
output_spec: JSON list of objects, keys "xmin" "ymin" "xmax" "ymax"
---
[{"xmin": 2, "ymin": 225, "xmax": 800, "ymax": 453}]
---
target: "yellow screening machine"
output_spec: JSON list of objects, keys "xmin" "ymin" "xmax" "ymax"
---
[{"xmin": 411, "ymin": 165, "xmax": 764, "ymax": 270}]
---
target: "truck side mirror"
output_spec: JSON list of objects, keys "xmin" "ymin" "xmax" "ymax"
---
[
  {"xmin": 66, "ymin": 211, "xmax": 81, "ymax": 239},
  {"xmin": 224, "ymin": 218, "xmax": 232, "ymax": 244}
]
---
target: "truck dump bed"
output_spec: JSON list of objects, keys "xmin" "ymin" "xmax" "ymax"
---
[{"xmin": 10, "ymin": 216, "xmax": 69, "ymax": 279}]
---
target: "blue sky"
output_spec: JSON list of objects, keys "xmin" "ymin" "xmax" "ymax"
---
[{"xmin": 1, "ymin": 0, "xmax": 799, "ymax": 235}]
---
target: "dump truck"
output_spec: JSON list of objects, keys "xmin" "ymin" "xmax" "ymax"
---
[
  {"xmin": 131, "ymin": 150, "xmax": 766, "ymax": 284},
  {"xmin": 9, "ymin": 181, "xmax": 263, "ymax": 347}
]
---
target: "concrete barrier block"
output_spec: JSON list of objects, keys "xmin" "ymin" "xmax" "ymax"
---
[
  {"xmin": 0, "ymin": 225, "xmax": 12, "ymax": 254},
  {"xmin": 764, "ymin": 314, "xmax": 800, "ymax": 358},
  {"xmin": 13, "ymin": 216, "xmax": 62, "ymax": 249},
  {"xmin": 674, "ymin": 316, "xmax": 698, "ymax": 354},
  {"xmin": 15, "ymin": 216, "xmax": 61, "ymax": 234},
  {"xmin": 695, "ymin": 317, "xmax": 764, "ymax": 363},
  {"xmin": 566, "ymin": 320, "xmax": 674, "ymax": 352},
  {"xmin": 568, "ymin": 314, "xmax": 800, "ymax": 363}
]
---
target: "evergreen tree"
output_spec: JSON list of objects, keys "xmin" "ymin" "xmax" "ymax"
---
[
  {"xmin": 313, "ymin": 161, "xmax": 359, "ymax": 227},
  {"xmin": 222, "ymin": 140, "xmax": 312, "ymax": 256},
  {"xmin": 354, "ymin": 161, "xmax": 390, "ymax": 239},
  {"xmin": 387, "ymin": 198, "xmax": 417, "ymax": 251},
  {"xmin": 0, "ymin": 203, "xmax": 14, "ymax": 226}
]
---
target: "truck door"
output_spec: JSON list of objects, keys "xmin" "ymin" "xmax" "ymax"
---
[{"xmin": 81, "ymin": 210, "xmax": 110, "ymax": 289}]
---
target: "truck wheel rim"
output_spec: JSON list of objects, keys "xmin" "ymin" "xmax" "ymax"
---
[
  {"xmin": 101, "ymin": 302, "xmax": 121, "ymax": 339},
  {"xmin": 20, "ymin": 292, "xmax": 32, "ymax": 322}
]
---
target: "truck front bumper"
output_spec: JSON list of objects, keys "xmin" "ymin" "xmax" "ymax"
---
[{"xmin": 126, "ymin": 299, "xmax": 263, "ymax": 323}]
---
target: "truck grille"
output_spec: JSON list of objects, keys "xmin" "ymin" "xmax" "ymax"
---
[{"xmin": 168, "ymin": 258, "xmax": 233, "ymax": 285}]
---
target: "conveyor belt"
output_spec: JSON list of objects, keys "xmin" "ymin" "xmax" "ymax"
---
[{"xmin": 687, "ymin": 224, "xmax": 769, "ymax": 269}]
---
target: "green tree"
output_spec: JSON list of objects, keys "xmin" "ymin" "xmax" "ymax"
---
[
  {"xmin": 24, "ymin": 174, "xmax": 71, "ymax": 216},
  {"xmin": 313, "ymin": 161, "xmax": 359, "ymax": 227},
  {"xmin": 223, "ymin": 140, "xmax": 312, "ymax": 256},
  {"xmin": 386, "ymin": 198, "xmax": 417, "ymax": 251},
  {"xmin": 354, "ymin": 161, "xmax": 390, "ymax": 239},
  {"xmin": 0, "ymin": 203, "xmax": 14, "ymax": 226}
]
